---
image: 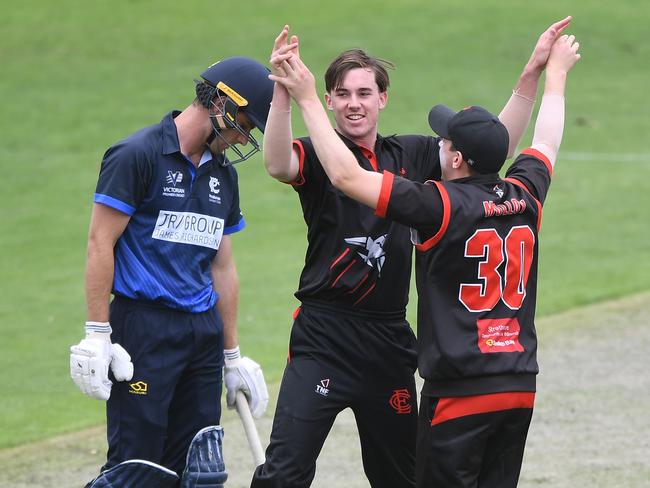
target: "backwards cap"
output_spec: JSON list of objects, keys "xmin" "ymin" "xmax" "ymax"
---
[{"xmin": 428, "ymin": 105, "xmax": 509, "ymax": 174}]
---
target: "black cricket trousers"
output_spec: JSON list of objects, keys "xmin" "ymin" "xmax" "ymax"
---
[{"xmin": 251, "ymin": 301, "xmax": 418, "ymax": 488}]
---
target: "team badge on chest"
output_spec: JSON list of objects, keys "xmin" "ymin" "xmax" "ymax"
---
[
  {"xmin": 162, "ymin": 170, "xmax": 186, "ymax": 198},
  {"xmin": 209, "ymin": 177, "xmax": 221, "ymax": 204}
]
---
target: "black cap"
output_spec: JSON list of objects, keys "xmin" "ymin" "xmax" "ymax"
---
[
  {"xmin": 200, "ymin": 57, "xmax": 273, "ymax": 133},
  {"xmin": 428, "ymin": 104, "xmax": 509, "ymax": 174}
]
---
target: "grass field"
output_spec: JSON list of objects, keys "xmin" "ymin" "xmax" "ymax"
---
[
  {"xmin": 1, "ymin": 293, "xmax": 649, "ymax": 487},
  {"xmin": 1, "ymin": 0, "xmax": 649, "ymax": 455}
]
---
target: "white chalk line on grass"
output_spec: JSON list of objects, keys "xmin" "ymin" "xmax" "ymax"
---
[{"xmin": 559, "ymin": 152, "xmax": 650, "ymax": 163}]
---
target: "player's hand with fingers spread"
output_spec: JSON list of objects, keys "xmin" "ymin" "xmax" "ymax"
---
[
  {"xmin": 547, "ymin": 34, "xmax": 581, "ymax": 75},
  {"xmin": 70, "ymin": 322, "xmax": 134, "ymax": 401},
  {"xmin": 526, "ymin": 15, "xmax": 572, "ymax": 74},
  {"xmin": 270, "ymin": 25, "xmax": 300, "ymax": 77},
  {"xmin": 269, "ymin": 51, "xmax": 319, "ymax": 106},
  {"xmin": 270, "ymin": 46, "xmax": 298, "ymax": 77},
  {"xmin": 224, "ymin": 347, "xmax": 269, "ymax": 418}
]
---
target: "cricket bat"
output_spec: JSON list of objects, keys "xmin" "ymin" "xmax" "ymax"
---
[{"xmin": 235, "ymin": 391, "xmax": 265, "ymax": 466}]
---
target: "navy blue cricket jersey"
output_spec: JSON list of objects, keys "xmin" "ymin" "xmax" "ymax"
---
[{"xmin": 94, "ymin": 111, "xmax": 244, "ymax": 312}]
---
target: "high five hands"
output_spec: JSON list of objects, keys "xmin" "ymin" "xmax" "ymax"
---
[
  {"xmin": 526, "ymin": 16, "xmax": 573, "ymax": 74},
  {"xmin": 269, "ymin": 25, "xmax": 318, "ymax": 105}
]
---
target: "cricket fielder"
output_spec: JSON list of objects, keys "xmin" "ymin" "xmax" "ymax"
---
[
  {"xmin": 252, "ymin": 17, "xmax": 573, "ymax": 488},
  {"xmin": 272, "ymin": 27, "xmax": 580, "ymax": 488}
]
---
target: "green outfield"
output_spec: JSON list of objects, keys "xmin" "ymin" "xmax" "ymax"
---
[{"xmin": 1, "ymin": 0, "xmax": 648, "ymax": 449}]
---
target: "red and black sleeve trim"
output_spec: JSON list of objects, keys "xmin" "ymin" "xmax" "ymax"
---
[
  {"xmin": 375, "ymin": 170, "xmax": 394, "ymax": 218},
  {"xmin": 504, "ymin": 177, "xmax": 543, "ymax": 232},
  {"xmin": 521, "ymin": 147, "xmax": 553, "ymax": 178},
  {"xmin": 503, "ymin": 176, "xmax": 532, "ymax": 195},
  {"xmin": 415, "ymin": 181, "xmax": 451, "ymax": 252},
  {"xmin": 286, "ymin": 139, "xmax": 307, "ymax": 187}
]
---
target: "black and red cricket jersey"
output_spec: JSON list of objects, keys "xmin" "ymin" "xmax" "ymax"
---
[
  {"xmin": 290, "ymin": 132, "xmax": 440, "ymax": 313},
  {"xmin": 377, "ymin": 148, "xmax": 553, "ymax": 396}
]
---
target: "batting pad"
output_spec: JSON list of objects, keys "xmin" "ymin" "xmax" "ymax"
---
[{"xmin": 87, "ymin": 459, "xmax": 179, "ymax": 487}]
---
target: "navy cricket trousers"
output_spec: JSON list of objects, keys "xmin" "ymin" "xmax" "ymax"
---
[{"xmin": 103, "ymin": 296, "xmax": 224, "ymax": 476}]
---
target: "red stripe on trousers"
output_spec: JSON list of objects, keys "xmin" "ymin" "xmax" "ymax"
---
[{"xmin": 431, "ymin": 391, "xmax": 535, "ymax": 426}]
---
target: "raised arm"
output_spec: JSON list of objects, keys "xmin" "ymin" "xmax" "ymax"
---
[
  {"xmin": 270, "ymin": 48, "xmax": 382, "ymax": 209},
  {"xmin": 531, "ymin": 34, "xmax": 581, "ymax": 167},
  {"xmin": 263, "ymin": 26, "xmax": 302, "ymax": 182},
  {"xmin": 499, "ymin": 16, "xmax": 572, "ymax": 157}
]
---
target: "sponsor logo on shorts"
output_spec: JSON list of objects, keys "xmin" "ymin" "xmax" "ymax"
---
[
  {"xmin": 315, "ymin": 379, "xmax": 330, "ymax": 397},
  {"xmin": 152, "ymin": 210, "xmax": 224, "ymax": 250},
  {"xmin": 389, "ymin": 388, "xmax": 412, "ymax": 414},
  {"xmin": 129, "ymin": 381, "xmax": 148, "ymax": 395}
]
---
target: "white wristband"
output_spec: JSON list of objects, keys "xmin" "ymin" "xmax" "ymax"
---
[
  {"xmin": 224, "ymin": 346, "xmax": 241, "ymax": 366},
  {"xmin": 85, "ymin": 321, "xmax": 112, "ymax": 335}
]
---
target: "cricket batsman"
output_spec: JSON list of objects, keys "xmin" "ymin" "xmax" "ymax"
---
[{"xmin": 70, "ymin": 56, "xmax": 273, "ymax": 487}]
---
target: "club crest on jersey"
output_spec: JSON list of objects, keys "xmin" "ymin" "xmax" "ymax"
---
[
  {"xmin": 315, "ymin": 379, "xmax": 330, "ymax": 397},
  {"xmin": 344, "ymin": 234, "xmax": 387, "ymax": 275},
  {"xmin": 209, "ymin": 177, "xmax": 221, "ymax": 204},
  {"xmin": 493, "ymin": 184, "xmax": 504, "ymax": 198}
]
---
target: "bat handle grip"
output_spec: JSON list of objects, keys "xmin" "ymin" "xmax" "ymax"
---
[{"xmin": 235, "ymin": 391, "xmax": 266, "ymax": 466}]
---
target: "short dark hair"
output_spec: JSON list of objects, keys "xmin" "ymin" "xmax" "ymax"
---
[{"xmin": 324, "ymin": 49, "xmax": 395, "ymax": 93}]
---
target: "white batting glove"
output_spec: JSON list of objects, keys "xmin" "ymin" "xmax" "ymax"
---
[
  {"xmin": 110, "ymin": 343, "xmax": 134, "ymax": 382},
  {"xmin": 70, "ymin": 322, "xmax": 134, "ymax": 401},
  {"xmin": 224, "ymin": 347, "xmax": 269, "ymax": 418}
]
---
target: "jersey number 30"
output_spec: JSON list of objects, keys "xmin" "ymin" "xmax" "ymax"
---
[{"xmin": 459, "ymin": 226, "xmax": 535, "ymax": 312}]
